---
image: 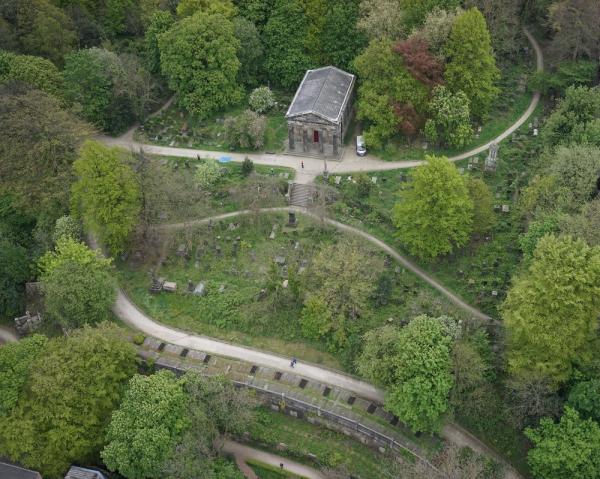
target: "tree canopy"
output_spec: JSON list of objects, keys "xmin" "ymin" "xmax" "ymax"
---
[
  {"xmin": 159, "ymin": 11, "xmax": 242, "ymax": 118},
  {"xmin": 444, "ymin": 7, "xmax": 499, "ymax": 119},
  {"xmin": 392, "ymin": 156, "xmax": 474, "ymax": 259},
  {"xmin": 71, "ymin": 141, "xmax": 141, "ymax": 255},
  {"xmin": 39, "ymin": 237, "xmax": 115, "ymax": 330},
  {"xmin": 0, "ymin": 323, "xmax": 137, "ymax": 478},
  {"xmin": 525, "ymin": 406, "xmax": 600, "ymax": 479},
  {"xmin": 360, "ymin": 316, "xmax": 455, "ymax": 432},
  {"xmin": 502, "ymin": 235, "xmax": 600, "ymax": 385}
]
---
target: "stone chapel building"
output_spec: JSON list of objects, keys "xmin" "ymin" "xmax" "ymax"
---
[{"xmin": 285, "ymin": 66, "xmax": 355, "ymax": 158}]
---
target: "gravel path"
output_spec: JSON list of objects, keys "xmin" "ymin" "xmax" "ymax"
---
[
  {"xmin": 100, "ymin": 29, "xmax": 542, "ymax": 186},
  {"xmin": 222, "ymin": 440, "xmax": 324, "ymax": 479},
  {"xmin": 0, "ymin": 325, "xmax": 18, "ymax": 344}
]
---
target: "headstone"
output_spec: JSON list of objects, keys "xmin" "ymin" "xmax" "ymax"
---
[
  {"xmin": 275, "ymin": 256, "xmax": 286, "ymax": 265},
  {"xmin": 485, "ymin": 142, "xmax": 499, "ymax": 172},
  {"xmin": 215, "ymin": 245, "xmax": 222, "ymax": 256},
  {"xmin": 176, "ymin": 244, "xmax": 188, "ymax": 258},
  {"xmin": 533, "ymin": 117, "xmax": 539, "ymax": 128},
  {"xmin": 228, "ymin": 222, "xmax": 239, "ymax": 231},
  {"xmin": 187, "ymin": 280, "xmax": 194, "ymax": 292},
  {"xmin": 335, "ymin": 176, "xmax": 342, "ymax": 185},
  {"xmin": 371, "ymin": 177, "xmax": 377, "ymax": 184},
  {"xmin": 257, "ymin": 289, "xmax": 267, "ymax": 300},
  {"xmin": 502, "ymin": 204, "xmax": 510, "ymax": 213},
  {"xmin": 491, "ymin": 290, "xmax": 498, "ymax": 297},
  {"xmin": 533, "ymin": 128, "xmax": 538, "ymax": 137},
  {"xmin": 163, "ymin": 281, "xmax": 177, "ymax": 292},
  {"xmin": 218, "ymin": 284, "xmax": 226, "ymax": 293},
  {"xmin": 282, "ymin": 279, "xmax": 289, "ymax": 288},
  {"xmin": 193, "ymin": 282, "xmax": 206, "ymax": 296},
  {"xmin": 288, "ymin": 211, "xmax": 297, "ymax": 226},
  {"xmin": 269, "ymin": 231, "xmax": 276, "ymax": 240}
]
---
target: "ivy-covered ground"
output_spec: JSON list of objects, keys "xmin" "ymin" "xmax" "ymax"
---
[
  {"xmin": 134, "ymin": 90, "xmax": 291, "ymax": 153},
  {"xmin": 327, "ymin": 110, "xmax": 543, "ymax": 318},
  {"xmin": 118, "ymin": 212, "xmax": 465, "ymax": 371}
]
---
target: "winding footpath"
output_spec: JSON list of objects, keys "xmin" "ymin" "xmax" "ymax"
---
[
  {"xmin": 101, "ymin": 27, "xmax": 543, "ymax": 479},
  {"xmin": 115, "ymin": 207, "xmax": 518, "ymax": 478},
  {"xmin": 101, "ymin": 29, "xmax": 542, "ymax": 186},
  {"xmin": 222, "ymin": 440, "xmax": 324, "ymax": 479}
]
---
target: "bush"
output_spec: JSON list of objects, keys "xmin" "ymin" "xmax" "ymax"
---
[
  {"xmin": 52, "ymin": 215, "xmax": 82, "ymax": 243},
  {"xmin": 241, "ymin": 157, "xmax": 254, "ymax": 177},
  {"xmin": 132, "ymin": 333, "xmax": 146, "ymax": 346},
  {"xmin": 195, "ymin": 159, "xmax": 222, "ymax": 190},
  {"xmin": 354, "ymin": 173, "xmax": 372, "ymax": 198},
  {"xmin": 224, "ymin": 109, "xmax": 266, "ymax": 150},
  {"xmin": 249, "ymin": 86, "xmax": 276, "ymax": 113}
]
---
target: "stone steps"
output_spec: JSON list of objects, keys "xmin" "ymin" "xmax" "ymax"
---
[{"xmin": 289, "ymin": 183, "xmax": 315, "ymax": 208}]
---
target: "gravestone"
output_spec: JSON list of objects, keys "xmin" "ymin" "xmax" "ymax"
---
[
  {"xmin": 485, "ymin": 142, "xmax": 499, "ymax": 172},
  {"xmin": 193, "ymin": 282, "xmax": 206, "ymax": 296},
  {"xmin": 288, "ymin": 211, "xmax": 297, "ymax": 226},
  {"xmin": 163, "ymin": 281, "xmax": 177, "ymax": 292},
  {"xmin": 269, "ymin": 231, "xmax": 276, "ymax": 240},
  {"xmin": 187, "ymin": 280, "xmax": 194, "ymax": 292},
  {"xmin": 282, "ymin": 279, "xmax": 289, "ymax": 288},
  {"xmin": 275, "ymin": 256, "xmax": 286, "ymax": 265},
  {"xmin": 502, "ymin": 204, "xmax": 510, "ymax": 213},
  {"xmin": 218, "ymin": 284, "xmax": 226, "ymax": 293},
  {"xmin": 371, "ymin": 177, "xmax": 377, "ymax": 184},
  {"xmin": 335, "ymin": 176, "xmax": 342, "ymax": 185},
  {"xmin": 257, "ymin": 289, "xmax": 267, "ymax": 300}
]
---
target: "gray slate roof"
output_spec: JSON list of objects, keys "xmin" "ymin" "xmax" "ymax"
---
[
  {"xmin": 286, "ymin": 66, "xmax": 355, "ymax": 124},
  {"xmin": 64, "ymin": 466, "xmax": 106, "ymax": 479},
  {"xmin": 0, "ymin": 462, "xmax": 42, "ymax": 479}
]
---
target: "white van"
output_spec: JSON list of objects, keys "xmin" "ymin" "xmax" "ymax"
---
[{"xmin": 356, "ymin": 135, "xmax": 367, "ymax": 156}]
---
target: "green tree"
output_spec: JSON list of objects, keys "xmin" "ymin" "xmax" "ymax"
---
[
  {"xmin": 464, "ymin": 0, "xmax": 522, "ymax": 56},
  {"xmin": 17, "ymin": 0, "xmax": 76, "ymax": 65},
  {"xmin": 39, "ymin": 237, "xmax": 115, "ymax": 330},
  {"xmin": 63, "ymin": 48, "xmax": 130, "ymax": 133},
  {"xmin": 530, "ymin": 60, "xmax": 598, "ymax": 96},
  {"xmin": 542, "ymin": 86, "xmax": 600, "ymax": 149},
  {"xmin": 568, "ymin": 379, "xmax": 600, "ymax": 423},
  {"xmin": 560, "ymin": 198, "xmax": 600, "ymax": 247},
  {"xmin": 0, "ymin": 335, "xmax": 47, "ymax": 415},
  {"xmin": 467, "ymin": 177, "xmax": 495, "ymax": 234},
  {"xmin": 360, "ymin": 316, "xmax": 454, "ymax": 432},
  {"xmin": 163, "ymin": 372, "xmax": 254, "ymax": 479},
  {"xmin": 195, "ymin": 159, "xmax": 222, "ymax": 190},
  {"xmin": 525, "ymin": 406, "xmax": 600, "ymax": 479},
  {"xmin": 502, "ymin": 235, "xmax": 600, "ymax": 385},
  {"xmin": 444, "ymin": 7, "xmax": 500, "ymax": 119},
  {"xmin": 321, "ymin": 0, "xmax": 366, "ymax": 70},
  {"xmin": 392, "ymin": 156, "xmax": 474, "ymax": 259},
  {"xmin": 424, "ymin": 86, "xmax": 473, "ymax": 148},
  {"xmin": 401, "ymin": 0, "xmax": 461, "ymax": 30},
  {"xmin": 549, "ymin": 145, "xmax": 600, "ymax": 205},
  {"xmin": 357, "ymin": 0, "xmax": 406, "ymax": 40},
  {"xmin": 548, "ymin": 0, "xmax": 600, "ymax": 61},
  {"xmin": 0, "ymin": 87, "xmax": 90, "ymax": 217},
  {"xmin": 300, "ymin": 294, "xmax": 333, "ymax": 340},
  {"xmin": 357, "ymin": 325, "xmax": 403, "ymax": 386},
  {"xmin": 159, "ymin": 11, "xmax": 242, "ymax": 118},
  {"xmin": 176, "ymin": 0, "xmax": 236, "ymax": 18},
  {"xmin": 52, "ymin": 215, "xmax": 82, "ymax": 243},
  {"xmin": 233, "ymin": 17, "xmax": 263, "ymax": 86},
  {"xmin": 414, "ymin": 6, "xmax": 463, "ymax": 57},
  {"xmin": 0, "ymin": 236, "xmax": 30, "ymax": 321},
  {"xmin": 0, "ymin": 50, "xmax": 63, "ymax": 97},
  {"xmin": 263, "ymin": 0, "xmax": 312, "ymax": 89},
  {"xmin": 353, "ymin": 39, "xmax": 428, "ymax": 147},
  {"xmin": 71, "ymin": 141, "xmax": 141, "ymax": 255},
  {"xmin": 102, "ymin": 370, "xmax": 190, "ymax": 479},
  {"xmin": 144, "ymin": 10, "xmax": 174, "ymax": 73},
  {"xmin": 0, "ymin": 323, "xmax": 137, "ymax": 478},
  {"xmin": 519, "ymin": 215, "xmax": 562, "ymax": 261},
  {"xmin": 249, "ymin": 86, "xmax": 275, "ymax": 113}
]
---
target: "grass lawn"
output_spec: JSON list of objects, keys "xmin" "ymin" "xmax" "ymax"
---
[
  {"xmin": 364, "ymin": 54, "xmax": 536, "ymax": 162},
  {"xmin": 247, "ymin": 460, "xmax": 304, "ymax": 479},
  {"xmin": 118, "ymin": 212, "xmax": 466, "ymax": 371},
  {"xmin": 246, "ymin": 407, "xmax": 416, "ymax": 479},
  {"xmin": 135, "ymin": 90, "xmax": 291, "ymax": 153}
]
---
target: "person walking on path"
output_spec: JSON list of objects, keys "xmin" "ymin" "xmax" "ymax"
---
[
  {"xmin": 301, "ymin": 161, "xmax": 304, "ymax": 169},
  {"xmin": 290, "ymin": 357, "xmax": 297, "ymax": 368}
]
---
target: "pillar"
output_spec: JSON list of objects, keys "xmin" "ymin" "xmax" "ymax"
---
[
  {"xmin": 302, "ymin": 129, "xmax": 308, "ymax": 152},
  {"xmin": 288, "ymin": 125, "xmax": 295, "ymax": 150},
  {"xmin": 333, "ymin": 133, "xmax": 338, "ymax": 156}
]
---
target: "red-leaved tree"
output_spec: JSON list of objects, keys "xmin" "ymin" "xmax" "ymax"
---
[{"xmin": 393, "ymin": 37, "xmax": 444, "ymax": 88}]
